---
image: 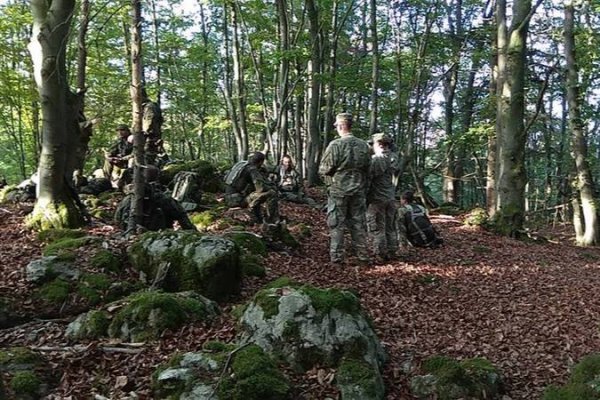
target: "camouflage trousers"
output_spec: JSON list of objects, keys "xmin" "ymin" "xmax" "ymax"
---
[
  {"xmin": 225, "ymin": 189, "xmax": 279, "ymax": 224},
  {"xmin": 279, "ymin": 191, "xmax": 318, "ymax": 207},
  {"xmin": 326, "ymin": 193, "xmax": 369, "ymax": 263},
  {"xmin": 367, "ymin": 200, "xmax": 398, "ymax": 259}
]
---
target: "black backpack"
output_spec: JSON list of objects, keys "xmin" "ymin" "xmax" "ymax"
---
[{"xmin": 404, "ymin": 204, "xmax": 443, "ymax": 247}]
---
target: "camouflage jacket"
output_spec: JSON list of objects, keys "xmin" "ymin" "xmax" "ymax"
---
[
  {"xmin": 319, "ymin": 134, "xmax": 371, "ymax": 197},
  {"xmin": 368, "ymin": 149, "xmax": 397, "ymax": 203},
  {"xmin": 107, "ymin": 138, "xmax": 133, "ymax": 159}
]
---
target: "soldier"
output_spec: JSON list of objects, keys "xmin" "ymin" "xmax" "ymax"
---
[
  {"xmin": 142, "ymin": 90, "xmax": 164, "ymax": 166},
  {"xmin": 319, "ymin": 113, "xmax": 371, "ymax": 265},
  {"xmin": 103, "ymin": 124, "xmax": 133, "ymax": 189},
  {"xmin": 278, "ymin": 155, "xmax": 318, "ymax": 207},
  {"xmin": 114, "ymin": 166, "xmax": 196, "ymax": 231},
  {"xmin": 367, "ymin": 133, "xmax": 399, "ymax": 262},
  {"xmin": 224, "ymin": 151, "xmax": 280, "ymax": 224}
]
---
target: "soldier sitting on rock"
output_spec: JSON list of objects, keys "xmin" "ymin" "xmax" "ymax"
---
[
  {"xmin": 277, "ymin": 155, "xmax": 318, "ymax": 207},
  {"xmin": 224, "ymin": 151, "xmax": 280, "ymax": 225},
  {"xmin": 103, "ymin": 124, "xmax": 134, "ymax": 190},
  {"xmin": 115, "ymin": 166, "xmax": 196, "ymax": 231}
]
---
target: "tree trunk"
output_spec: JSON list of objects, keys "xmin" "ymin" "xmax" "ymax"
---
[
  {"xmin": 27, "ymin": 0, "xmax": 83, "ymax": 230},
  {"xmin": 305, "ymin": 0, "xmax": 321, "ymax": 186},
  {"xmin": 230, "ymin": 1, "xmax": 248, "ymax": 160},
  {"xmin": 564, "ymin": 0, "xmax": 598, "ymax": 245},
  {"xmin": 127, "ymin": 0, "xmax": 146, "ymax": 233},
  {"xmin": 368, "ymin": 0, "xmax": 379, "ymax": 136},
  {"xmin": 493, "ymin": 0, "xmax": 538, "ymax": 237}
]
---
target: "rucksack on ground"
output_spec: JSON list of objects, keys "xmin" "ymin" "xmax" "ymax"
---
[
  {"xmin": 171, "ymin": 171, "xmax": 202, "ymax": 204},
  {"xmin": 404, "ymin": 204, "xmax": 443, "ymax": 248}
]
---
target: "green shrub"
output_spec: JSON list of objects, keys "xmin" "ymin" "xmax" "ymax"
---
[
  {"xmin": 543, "ymin": 354, "xmax": 600, "ymax": 400},
  {"xmin": 464, "ymin": 208, "xmax": 488, "ymax": 227},
  {"xmin": 10, "ymin": 371, "xmax": 41, "ymax": 395}
]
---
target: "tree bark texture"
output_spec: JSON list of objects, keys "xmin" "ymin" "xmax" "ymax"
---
[{"xmin": 27, "ymin": 0, "xmax": 83, "ymax": 230}]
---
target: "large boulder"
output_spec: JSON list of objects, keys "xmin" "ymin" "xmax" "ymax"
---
[
  {"xmin": 154, "ymin": 342, "xmax": 290, "ymax": 400},
  {"xmin": 128, "ymin": 231, "xmax": 241, "ymax": 301},
  {"xmin": 107, "ymin": 291, "xmax": 219, "ymax": 342},
  {"xmin": 237, "ymin": 278, "xmax": 386, "ymax": 399},
  {"xmin": 26, "ymin": 256, "xmax": 80, "ymax": 284}
]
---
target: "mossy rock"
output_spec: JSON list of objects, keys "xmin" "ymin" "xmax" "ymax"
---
[
  {"xmin": 543, "ymin": 354, "xmax": 600, "ymax": 400},
  {"xmin": 241, "ymin": 256, "xmax": 266, "ymax": 278},
  {"xmin": 337, "ymin": 357, "xmax": 385, "ymax": 400},
  {"xmin": 36, "ymin": 278, "xmax": 71, "ymax": 303},
  {"xmin": 224, "ymin": 232, "xmax": 268, "ymax": 257},
  {"xmin": 42, "ymin": 235, "xmax": 100, "ymax": 258},
  {"xmin": 90, "ymin": 249, "xmax": 123, "ymax": 273},
  {"xmin": 0, "ymin": 347, "xmax": 54, "ymax": 398},
  {"xmin": 0, "ymin": 184, "xmax": 17, "ymax": 203},
  {"xmin": 463, "ymin": 207, "xmax": 488, "ymax": 227},
  {"xmin": 77, "ymin": 273, "xmax": 112, "ymax": 305},
  {"xmin": 128, "ymin": 231, "xmax": 242, "ymax": 301},
  {"xmin": 189, "ymin": 207, "xmax": 232, "ymax": 231},
  {"xmin": 108, "ymin": 290, "xmax": 219, "ymax": 342},
  {"xmin": 66, "ymin": 310, "xmax": 110, "ymax": 340},
  {"xmin": 38, "ymin": 228, "xmax": 86, "ymax": 244},
  {"xmin": 411, "ymin": 356, "xmax": 503, "ymax": 399},
  {"xmin": 160, "ymin": 160, "xmax": 221, "ymax": 192}
]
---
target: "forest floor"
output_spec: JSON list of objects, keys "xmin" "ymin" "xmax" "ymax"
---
[{"xmin": 1, "ymin": 193, "xmax": 600, "ymax": 399}]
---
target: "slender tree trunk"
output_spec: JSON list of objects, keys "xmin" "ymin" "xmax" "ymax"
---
[
  {"xmin": 565, "ymin": 0, "xmax": 598, "ymax": 245},
  {"xmin": 368, "ymin": 0, "xmax": 379, "ymax": 136},
  {"xmin": 151, "ymin": 0, "xmax": 161, "ymax": 107},
  {"xmin": 230, "ymin": 1, "xmax": 248, "ymax": 160},
  {"xmin": 306, "ymin": 0, "xmax": 321, "ymax": 186},
  {"xmin": 27, "ymin": 0, "xmax": 83, "ymax": 230},
  {"xmin": 128, "ymin": 0, "xmax": 146, "ymax": 232}
]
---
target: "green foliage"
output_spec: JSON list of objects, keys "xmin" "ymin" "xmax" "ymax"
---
[
  {"xmin": 42, "ymin": 235, "xmax": 97, "ymax": 258},
  {"xmin": 225, "ymin": 232, "xmax": 268, "ymax": 257},
  {"xmin": 0, "ymin": 347, "xmax": 41, "ymax": 366},
  {"xmin": 38, "ymin": 228, "xmax": 86, "ymax": 243},
  {"xmin": 464, "ymin": 208, "xmax": 489, "ymax": 227},
  {"xmin": 10, "ymin": 370, "xmax": 41, "ymax": 395}
]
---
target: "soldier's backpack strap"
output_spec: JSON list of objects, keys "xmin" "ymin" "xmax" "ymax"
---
[{"xmin": 225, "ymin": 161, "xmax": 248, "ymax": 186}]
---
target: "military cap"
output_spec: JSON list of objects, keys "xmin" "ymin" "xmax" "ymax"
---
[
  {"xmin": 115, "ymin": 124, "xmax": 130, "ymax": 131},
  {"xmin": 372, "ymin": 133, "xmax": 393, "ymax": 144},
  {"xmin": 335, "ymin": 113, "xmax": 353, "ymax": 124}
]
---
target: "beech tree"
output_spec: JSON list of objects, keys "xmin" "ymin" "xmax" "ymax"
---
[{"xmin": 26, "ymin": 0, "xmax": 84, "ymax": 230}]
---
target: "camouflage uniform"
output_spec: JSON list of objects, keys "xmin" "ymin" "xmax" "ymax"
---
[
  {"xmin": 103, "ymin": 134, "xmax": 133, "ymax": 188},
  {"xmin": 278, "ymin": 166, "xmax": 318, "ymax": 207},
  {"xmin": 319, "ymin": 122, "xmax": 371, "ymax": 264},
  {"xmin": 224, "ymin": 161, "xmax": 279, "ymax": 224},
  {"xmin": 367, "ymin": 143, "xmax": 399, "ymax": 260},
  {"xmin": 115, "ymin": 182, "xmax": 196, "ymax": 231},
  {"xmin": 142, "ymin": 99, "xmax": 164, "ymax": 165}
]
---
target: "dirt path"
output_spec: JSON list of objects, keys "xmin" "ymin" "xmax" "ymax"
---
[{"xmin": 1, "ymin": 201, "xmax": 599, "ymax": 399}]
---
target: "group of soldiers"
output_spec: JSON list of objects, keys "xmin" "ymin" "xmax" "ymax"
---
[{"xmin": 320, "ymin": 113, "xmax": 437, "ymax": 265}]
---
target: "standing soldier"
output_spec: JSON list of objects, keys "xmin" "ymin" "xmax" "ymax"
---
[
  {"xmin": 367, "ymin": 133, "xmax": 399, "ymax": 262},
  {"xmin": 319, "ymin": 113, "xmax": 371, "ymax": 265},
  {"xmin": 142, "ymin": 89, "xmax": 164, "ymax": 165}
]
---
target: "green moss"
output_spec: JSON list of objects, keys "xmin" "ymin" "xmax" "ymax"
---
[
  {"xmin": 472, "ymin": 245, "xmax": 492, "ymax": 254},
  {"xmin": 254, "ymin": 289, "xmax": 282, "ymax": 319},
  {"xmin": 225, "ymin": 232, "xmax": 267, "ymax": 257},
  {"xmin": 190, "ymin": 210, "xmax": 219, "ymax": 231},
  {"xmin": 217, "ymin": 344, "xmax": 289, "ymax": 400},
  {"xmin": 544, "ymin": 354, "xmax": 600, "ymax": 399},
  {"xmin": 78, "ymin": 273, "xmax": 111, "ymax": 305},
  {"xmin": 108, "ymin": 291, "xmax": 214, "ymax": 341},
  {"xmin": 38, "ymin": 279, "xmax": 71, "ymax": 303},
  {"xmin": 0, "ymin": 347, "xmax": 41, "ymax": 366},
  {"xmin": 85, "ymin": 310, "xmax": 110, "ymax": 338},
  {"xmin": 282, "ymin": 321, "xmax": 300, "ymax": 339},
  {"xmin": 10, "ymin": 370, "xmax": 41, "ymax": 395},
  {"xmin": 43, "ymin": 236, "xmax": 98, "ymax": 257},
  {"xmin": 25, "ymin": 200, "xmax": 86, "ymax": 231},
  {"xmin": 38, "ymin": 228, "xmax": 86, "ymax": 243},
  {"xmin": 337, "ymin": 358, "xmax": 381, "ymax": 398},
  {"xmin": 0, "ymin": 184, "xmax": 17, "ymax": 203},
  {"xmin": 91, "ymin": 250, "xmax": 122, "ymax": 272},
  {"xmin": 203, "ymin": 341, "xmax": 235, "ymax": 353},
  {"xmin": 422, "ymin": 356, "xmax": 502, "ymax": 399},
  {"xmin": 242, "ymin": 256, "xmax": 266, "ymax": 278}
]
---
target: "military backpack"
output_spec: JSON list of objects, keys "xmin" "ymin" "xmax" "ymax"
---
[
  {"xmin": 224, "ymin": 161, "xmax": 248, "ymax": 186},
  {"xmin": 404, "ymin": 204, "xmax": 443, "ymax": 248}
]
